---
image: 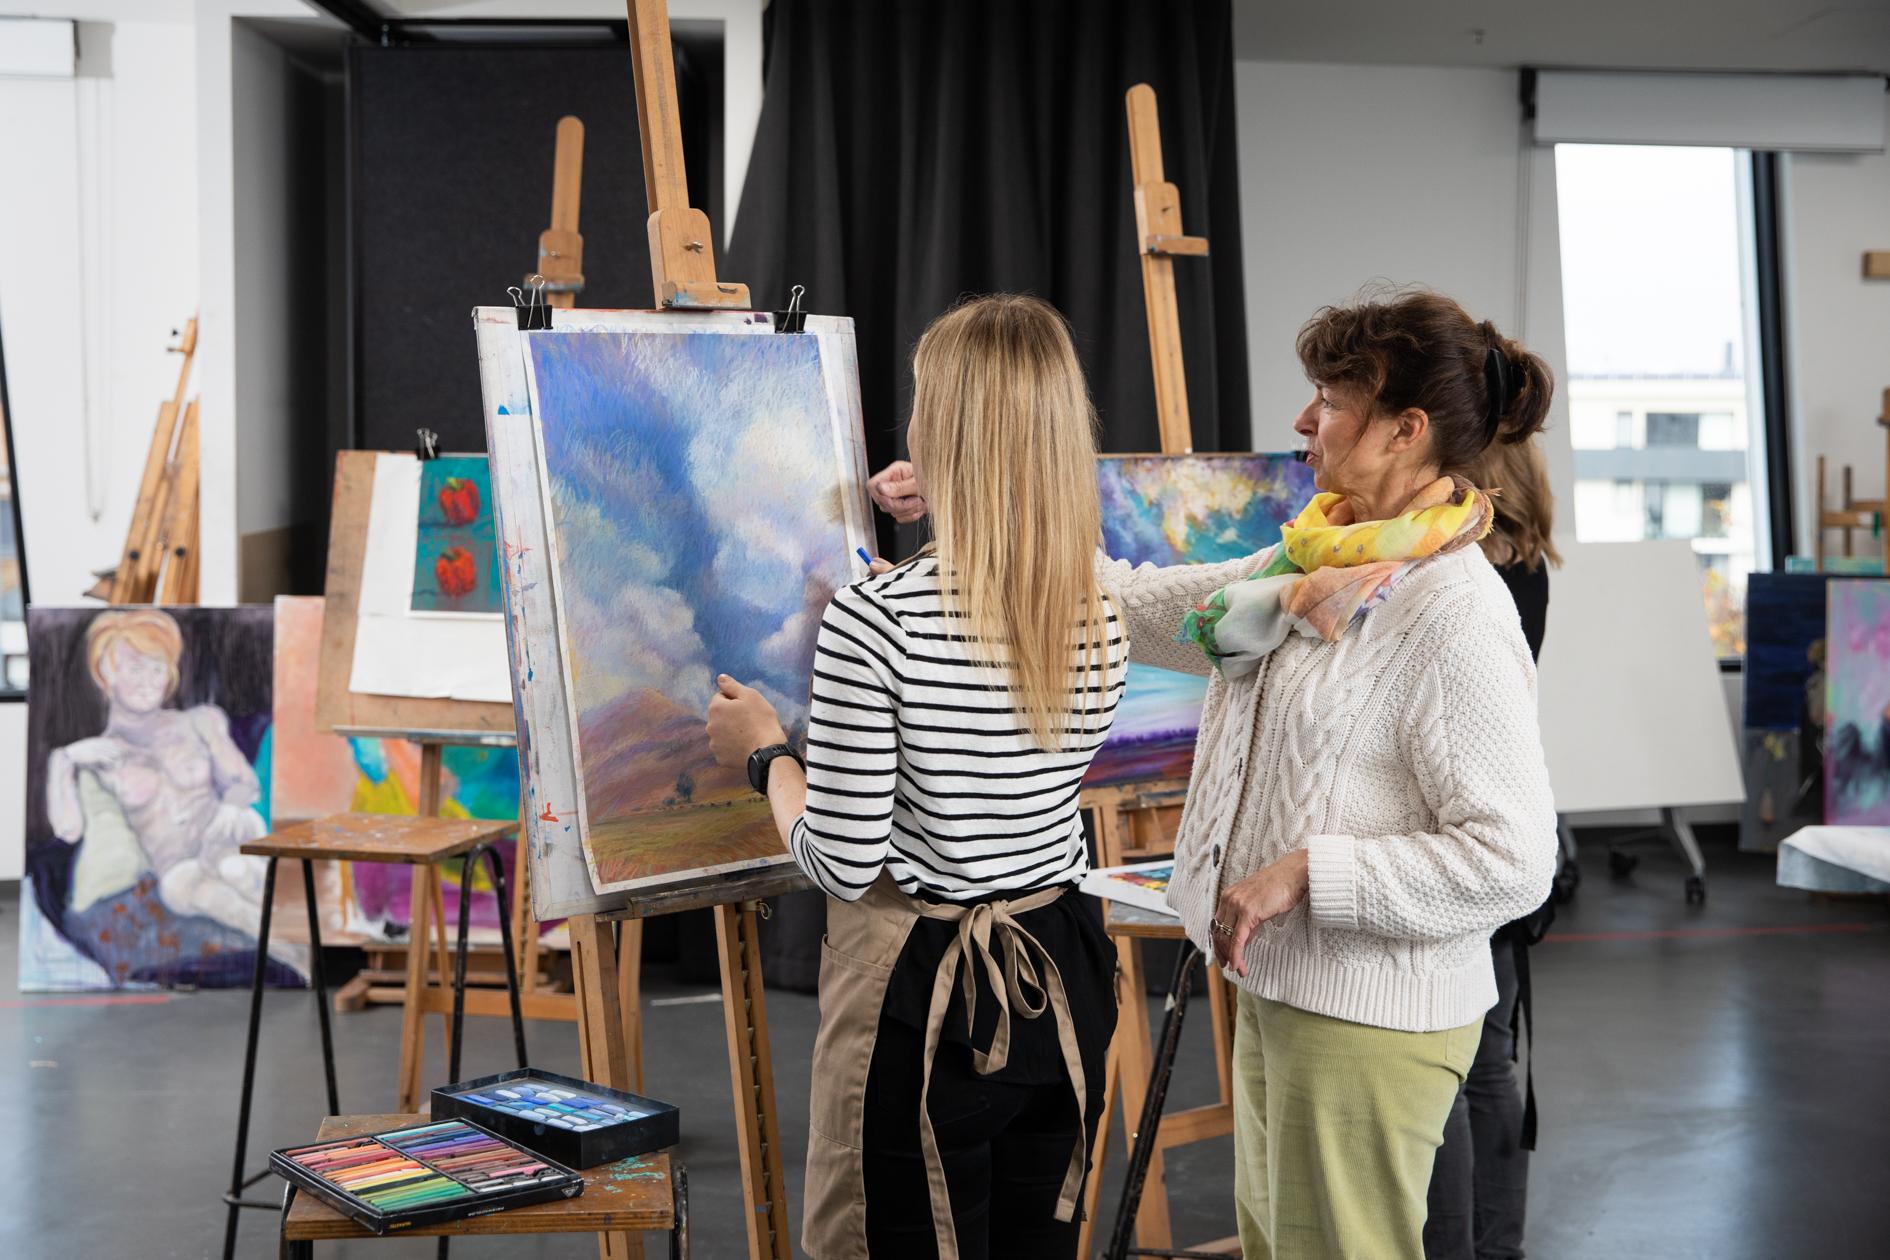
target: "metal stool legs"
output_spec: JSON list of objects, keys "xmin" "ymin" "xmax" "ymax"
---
[
  {"xmin": 225, "ymin": 857, "xmax": 338, "ymax": 1260},
  {"xmin": 1105, "ymin": 943, "xmax": 1227, "ymax": 1260},
  {"xmin": 446, "ymin": 841, "xmax": 529, "ymax": 1083}
]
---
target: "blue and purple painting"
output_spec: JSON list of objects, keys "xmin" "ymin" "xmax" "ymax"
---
[
  {"xmin": 527, "ymin": 329, "xmax": 863, "ymax": 889},
  {"xmin": 1826, "ymin": 581, "xmax": 1890, "ymax": 825},
  {"xmin": 1089, "ymin": 453, "xmax": 1315, "ymax": 786},
  {"xmin": 411, "ymin": 455, "xmax": 504, "ymax": 615}
]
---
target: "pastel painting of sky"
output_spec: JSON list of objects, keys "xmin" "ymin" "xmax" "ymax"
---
[
  {"xmin": 527, "ymin": 329, "xmax": 859, "ymax": 886},
  {"xmin": 1090, "ymin": 453, "xmax": 1314, "ymax": 786}
]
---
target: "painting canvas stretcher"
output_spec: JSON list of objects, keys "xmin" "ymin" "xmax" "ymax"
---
[{"xmin": 477, "ymin": 308, "xmax": 872, "ymax": 919}]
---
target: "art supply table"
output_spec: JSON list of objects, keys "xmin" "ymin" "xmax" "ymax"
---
[
  {"xmin": 223, "ymin": 813, "xmax": 529, "ymax": 1260},
  {"xmin": 278, "ymin": 1114, "xmax": 686, "ymax": 1257}
]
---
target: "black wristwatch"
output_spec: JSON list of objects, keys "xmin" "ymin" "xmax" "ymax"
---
[{"xmin": 747, "ymin": 743, "xmax": 804, "ymax": 795}]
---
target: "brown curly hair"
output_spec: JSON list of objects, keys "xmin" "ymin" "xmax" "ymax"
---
[{"xmin": 1296, "ymin": 290, "xmax": 1554, "ymax": 475}]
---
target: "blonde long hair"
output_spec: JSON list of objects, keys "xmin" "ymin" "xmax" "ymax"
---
[
  {"xmin": 907, "ymin": 295, "xmax": 1108, "ymax": 750},
  {"xmin": 1475, "ymin": 436, "xmax": 1562, "ymax": 570}
]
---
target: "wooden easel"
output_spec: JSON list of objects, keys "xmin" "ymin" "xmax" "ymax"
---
[
  {"xmin": 90, "ymin": 318, "xmax": 201, "ymax": 603},
  {"xmin": 550, "ymin": 5, "xmax": 771, "ymax": 1259},
  {"xmin": 1813, "ymin": 388, "xmax": 1890, "ymax": 570},
  {"xmin": 535, "ymin": 115, "xmax": 587, "ymax": 309},
  {"xmin": 1075, "ymin": 84, "xmax": 1239, "ymax": 1259}
]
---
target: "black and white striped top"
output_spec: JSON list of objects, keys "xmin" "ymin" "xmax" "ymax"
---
[{"xmin": 788, "ymin": 556, "xmax": 1129, "ymax": 902}]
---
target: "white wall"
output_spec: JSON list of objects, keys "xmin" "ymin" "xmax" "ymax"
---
[
  {"xmin": 1233, "ymin": 59, "xmax": 1576, "ymax": 519},
  {"xmin": 0, "ymin": 20, "xmax": 200, "ymax": 606},
  {"xmin": 1782, "ymin": 103, "xmax": 1890, "ymax": 561}
]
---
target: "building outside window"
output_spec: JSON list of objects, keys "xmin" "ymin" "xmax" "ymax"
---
[{"xmin": 1557, "ymin": 144, "xmax": 1769, "ymax": 657}]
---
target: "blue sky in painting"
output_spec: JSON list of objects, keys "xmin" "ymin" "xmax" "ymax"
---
[
  {"xmin": 528, "ymin": 330, "xmax": 851, "ymax": 734},
  {"xmin": 1100, "ymin": 455, "xmax": 1314, "ymax": 743}
]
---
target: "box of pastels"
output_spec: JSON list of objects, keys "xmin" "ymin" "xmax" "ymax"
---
[
  {"xmin": 269, "ymin": 1117, "xmax": 583, "ymax": 1234},
  {"xmin": 432, "ymin": 1069, "xmax": 681, "ymax": 1169}
]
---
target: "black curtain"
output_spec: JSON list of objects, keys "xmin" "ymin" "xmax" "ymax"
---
[
  {"xmin": 728, "ymin": 0, "xmax": 1247, "ymax": 991},
  {"xmin": 726, "ymin": 0, "xmax": 1249, "ymax": 530}
]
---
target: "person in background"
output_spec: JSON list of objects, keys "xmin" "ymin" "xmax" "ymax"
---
[
  {"xmin": 1423, "ymin": 435, "xmax": 1561, "ymax": 1260},
  {"xmin": 707, "ymin": 295, "xmax": 1124, "ymax": 1260}
]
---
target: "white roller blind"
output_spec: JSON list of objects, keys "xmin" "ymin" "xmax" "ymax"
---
[{"xmin": 1533, "ymin": 71, "xmax": 1886, "ymax": 153}]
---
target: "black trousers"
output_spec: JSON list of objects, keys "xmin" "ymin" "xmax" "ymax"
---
[
  {"xmin": 1424, "ymin": 936, "xmax": 1530, "ymax": 1260},
  {"xmin": 862, "ymin": 1014, "xmax": 1109, "ymax": 1260}
]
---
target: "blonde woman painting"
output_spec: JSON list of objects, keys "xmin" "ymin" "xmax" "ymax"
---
[
  {"xmin": 43, "ymin": 609, "xmax": 304, "ymax": 979},
  {"xmin": 706, "ymin": 295, "xmax": 1123, "ymax": 1260}
]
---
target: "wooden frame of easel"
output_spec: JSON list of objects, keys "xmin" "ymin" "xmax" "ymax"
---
[
  {"xmin": 1074, "ymin": 84, "xmax": 1239, "ymax": 1260},
  {"xmin": 94, "ymin": 317, "xmax": 201, "ymax": 604},
  {"xmin": 541, "ymin": 5, "xmax": 778, "ymax": 1259},
  {"xmin": 1812, "ymin": 388, "xmax": 1890, "ymax": 571}
]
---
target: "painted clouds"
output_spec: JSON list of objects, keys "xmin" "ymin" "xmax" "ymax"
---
[{"xmin": 527, "ymin": 330, "xmax": 853, "ymax": 820}]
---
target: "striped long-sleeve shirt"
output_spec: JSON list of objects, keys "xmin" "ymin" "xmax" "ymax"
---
[{"xmin": 787, "ymin": 556, "xmax": 1129, "ymax": 902}]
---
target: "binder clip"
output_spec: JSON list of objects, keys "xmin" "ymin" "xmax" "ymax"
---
[
  {"xmin": 415, "ymin": 428, "xmax": 440, "ymax": 461},
  {"xmin": 511, "ymin": 275, "xmax": 551, "ymax": 330},
  {"xmin": 774, "ymin": 284, "xmax": 808, "ymax": 334}
]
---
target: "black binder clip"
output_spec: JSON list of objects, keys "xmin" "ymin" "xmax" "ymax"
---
[
  {"xmin": 774, "ymin": 284, "xmax": 807, "ymax": 334},
  {"xmin": 416, "ymin": 428, "xmax": 440, "ymax": 461},
  {"xmin": 511, "ymin": 275, "xmax": 551, "ymax": 330}
]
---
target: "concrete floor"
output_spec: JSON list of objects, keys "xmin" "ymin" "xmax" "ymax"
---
[{"xmin": 3, "ymin": 829, "xmax": 1887, "ymax": 1259}]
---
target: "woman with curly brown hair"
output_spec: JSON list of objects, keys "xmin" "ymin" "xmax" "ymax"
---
[{"xmin": 1098, "ymin": 290, "xmax": 1561, "ymax": 1258}]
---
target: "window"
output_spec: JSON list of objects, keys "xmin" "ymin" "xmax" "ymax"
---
[{"xmin": 1556, "ymin": 144, "xmax": 1769, "ymax": 657}]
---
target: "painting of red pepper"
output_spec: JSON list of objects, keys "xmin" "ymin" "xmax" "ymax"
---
[{"xmin": 410, "ymin": 455, "xmax": 503, "ymax": 614}]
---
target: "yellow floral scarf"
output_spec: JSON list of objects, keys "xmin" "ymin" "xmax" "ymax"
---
[{"xmin": 1180, "ymin": 476, "xmax": 1493, "ymax": 676}]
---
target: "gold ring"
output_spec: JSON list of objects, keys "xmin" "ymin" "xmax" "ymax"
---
[{"xmin": 1211, "ymin": 919, "xmax": 1232, "ymax": 936}]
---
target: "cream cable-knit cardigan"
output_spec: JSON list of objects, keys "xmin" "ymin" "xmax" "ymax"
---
[{"xmin": 1096, "ymin": 546, "xmax": 1559, "ymax": 1033}]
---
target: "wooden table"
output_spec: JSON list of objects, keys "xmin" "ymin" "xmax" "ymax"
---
[
  {"xmin": 279, "ymin": 1114, "xmax": 685, "ymax": 1257},
  {"xmin": 223, "ymin": 814, "xmax": 529, "ymax": 1260}
]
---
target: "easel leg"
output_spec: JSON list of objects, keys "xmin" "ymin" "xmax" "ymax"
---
[
  {"xmin": 714, "ymin": 901, "xmax": 791, "ymax": 1260},
  {"xmin": 1207, "ymin": 968, "xmax": 1235, "ymax": 1107},
  {"xmin": 397, "ymin": 862, "xmax": 432, "ymax": 1113},
  {"xmin": 618, "ymin": 919, "xmax": 646, "ymax": 1094},
  {"xmin": 430, "ymin": 871, "xmax": 455, "ymax": 1067},
  {"xmin": 1115, "ymin": 934, "xmax": 1173, "ymax": 1249},
  {"xmin": 570, "ymin": 912, "xmax": 643, "ymax": 1260}
]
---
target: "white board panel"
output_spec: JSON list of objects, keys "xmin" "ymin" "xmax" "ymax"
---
[{"xmin": 1535, "ymin": 540, "xmax": 1743, "ymax": 814}]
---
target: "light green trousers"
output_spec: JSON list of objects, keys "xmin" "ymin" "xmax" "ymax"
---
[{"xmin": 1232, "ymin": 991, "xmax": 1480, "ymax": 1260}]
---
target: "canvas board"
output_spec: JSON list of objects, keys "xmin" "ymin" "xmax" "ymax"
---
[
  {"xmin": 19, "ymin": 605, "xmax": 307, "ymax": 990},
  {"xmin": 274, "ymin": 596, "xmax": 527, "ymax": 942},
  {"xmin": 314, "ymin": 450, "xmax": 516, "ymax": 738},
  {"xmin": 477, "ymin": 307, "xmax": 872, "ymax": 918},
  {"xmin": 1534, "ymin": 540, "xmax": 1743, "ymax": 814},
  {"xmin": 348, "ymin": 453, "xmax": 511, "ymax": 703},
  {"xmin": 1824, "ymin": 580, "xmax": 1890, "ymax": 825},
  {"xmin": 1088, "ymin": 453, "xmax": 1313, "ymax": 787}
]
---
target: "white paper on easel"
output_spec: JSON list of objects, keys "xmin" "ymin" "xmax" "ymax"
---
[{"xmin": 348, "ymin": 452, "xmax": 513, "ymax": 704}]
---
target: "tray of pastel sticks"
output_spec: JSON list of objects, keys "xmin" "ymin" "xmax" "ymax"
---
[
  {"xmin": 433, "ymin": 1068, "xmax": 680, "ymax": 1169},
  {"xmin": 270, "ymin": 1117, "xmax": 583, "ymax": 1234}
]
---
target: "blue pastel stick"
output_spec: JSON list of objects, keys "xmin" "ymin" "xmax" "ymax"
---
[{"xmin": 856, "ymin": 547, "xmax": 873, "ymax": 567}]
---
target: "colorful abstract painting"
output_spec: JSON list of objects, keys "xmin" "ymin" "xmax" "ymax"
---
[
  {"xmin": 18, "ymin": 606, "xmax": 306, "ymax": 991},
  {"xmin": 410, "ymin": 455, "xmax": 503, "ymax": 614},
  {"xmin": 524, "ymin": 327, "xmax": 869, "ymax": 892},
  {"xmin": 271, "ymin": 596, "xmax": 524, "ymax": 940},
  {"xmin": 1825, "ymin": 580, "xmax": 1890, "ymax": 825},
  {"xmin": 1087, "ymin": 453, "xmax": 1315, "ymax": 786}
]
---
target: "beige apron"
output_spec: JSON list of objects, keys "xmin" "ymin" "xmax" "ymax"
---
[{"xmin": 801, "ymin": 876, "xmax": 1090, "ymax": 1260}]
